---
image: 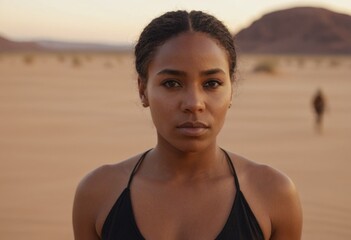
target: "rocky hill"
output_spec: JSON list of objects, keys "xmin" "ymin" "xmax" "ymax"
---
[
  {"xmin": 0, "ymin": 35, "xmax": 41, "ymax": 51},
  {"xmin": 0, "ymin": 35, "xmax": 131, "ymax": 52},
  {"xmin": 235, "ymin": 7, "xmax": 351, "ymax": 54}
]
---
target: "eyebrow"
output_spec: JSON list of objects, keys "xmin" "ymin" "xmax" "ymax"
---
[
  {"xmin": 201, "ymin": 68, "xmax": 226, "ymax": 76},
  {"xmin": 156, "ymin": 68, "xmax": 225, "ymax": 77},
  {"xmin": 157, "ymin": 69, "xmax": 186, "ymax": 77}
]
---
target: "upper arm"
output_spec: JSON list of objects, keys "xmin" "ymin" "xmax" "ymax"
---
[
  {"xmin": 72, "ymin": 162, "xmax": 132, "ymax": 240},
  {"xmin": 72, "ymin": 174, "xmax": 101, "ymax": 240},
  {"xmin": 269, "ymin": 174, "xmax": 303, "ymax": 240}
]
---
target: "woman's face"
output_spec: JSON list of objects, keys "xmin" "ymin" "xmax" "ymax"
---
[{"xmin": 141, "ymin": 32, "xmax": 233, "ymax": 152}]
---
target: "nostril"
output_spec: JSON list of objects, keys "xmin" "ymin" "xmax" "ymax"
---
[{"xmin": 182, "ymin": 101, "xmax": 205, "ymax": 113}]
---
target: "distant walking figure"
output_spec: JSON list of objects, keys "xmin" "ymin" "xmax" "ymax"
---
[{"xmin": 312, "ymin": 88, "xmax": 326, "ymax": 133}]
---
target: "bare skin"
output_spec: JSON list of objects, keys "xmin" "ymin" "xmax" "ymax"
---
[{"xmin": 73, "ymin": 32, "xmax": 302, "ymax": 240}]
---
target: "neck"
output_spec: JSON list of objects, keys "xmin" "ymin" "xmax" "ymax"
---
[{"xmin": 145, "ymin": 143, "xmax": 228, "ymax": 182}]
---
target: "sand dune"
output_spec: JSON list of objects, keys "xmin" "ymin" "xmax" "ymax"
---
[{"xmin": 0, "ymin": 52, "xmax": 350, "ymax": 239}]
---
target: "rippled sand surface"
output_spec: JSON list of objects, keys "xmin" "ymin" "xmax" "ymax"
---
[{"xmin": 1, "ymin": 52, "xmax": 350, "ymax": 239}]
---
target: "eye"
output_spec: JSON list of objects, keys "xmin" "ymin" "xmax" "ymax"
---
[
  {"xmin": 162, "ymin": 80, "xmax": 182, "ymax": 88},
  {"xmin": 203, "ymin": 80, "xmax": 223, "ymax": 89}
]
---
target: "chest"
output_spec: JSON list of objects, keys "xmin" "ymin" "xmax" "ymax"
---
[{"xmin": 130, "ymin": 179, "xmax": 236, "ymax": 240}]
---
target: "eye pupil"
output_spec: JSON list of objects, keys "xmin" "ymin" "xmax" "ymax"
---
[
  {"xmin": 164, "ymin": 80, "xmax": 180, "ymax": 88},
  {"xmin": 205, "ymin": 80, "xmax": 220, "ymax": 88}
]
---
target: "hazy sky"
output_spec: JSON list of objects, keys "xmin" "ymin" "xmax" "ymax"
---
[{"xmin": 1, "ymin": 0, "xmax": 351, "ymax": 44}]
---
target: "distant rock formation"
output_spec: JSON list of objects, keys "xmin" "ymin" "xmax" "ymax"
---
[
  {"xmin": 235, "ymin": 7, "xmax": 351, "ymax": 54},
  {"xmin": 0, "ymin": 35, "xmax": 132, "ymax": 52},
  {"xmin": 0, "ymin": 35, "xmax": 41, "ymax": 52}
]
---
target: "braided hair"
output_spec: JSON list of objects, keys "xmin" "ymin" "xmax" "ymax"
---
[{"xmin": 135, "ymin": 10, "xmax": 236, "ymax": 82}]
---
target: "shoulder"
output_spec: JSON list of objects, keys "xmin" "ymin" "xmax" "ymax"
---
[
  {"xmin": 76, "ymin": 161, "xmax": 130, "ymax": 197},
  {"xmin": 72, "ymin": 153, "xmax": 143, "ymax": 239},
  {"xmin": 74, "ymin": 160, "xmax": 130, "ymax": 207},
  {"xmin": 229, "ymin": 152, "xmax": 299, "ymax": 202},
  {"xmin": 247, "ymin": 160, "xmax": 297, "ymax": 198},
  {"xmin": 228, "ymin": 152, "xmax": 294, "ymax": 193},
  {"xmin": 229, "ymin": 152, "xmax": 302, "ymax": 239}
]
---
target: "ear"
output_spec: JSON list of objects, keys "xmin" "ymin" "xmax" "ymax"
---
[
  {"xmin": 229, "ymin": 81, "xmax": 234, "ymax": 108},
  {"xmin": 138, "ymin": 76, "xmax": 149, "ymax": 107}
]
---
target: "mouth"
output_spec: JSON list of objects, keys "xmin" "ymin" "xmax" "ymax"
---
[
  {"xmin": 176, "ymin": 121, "xmax": 210, "ymax": 137},
  {"xmin": 177, "ymin": 121, "xmax": 209, "ymax": 128}
]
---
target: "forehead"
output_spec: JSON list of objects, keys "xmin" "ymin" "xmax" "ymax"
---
[{"xmin": 149, "ymin": 32, "xmax": 229, "ymax": 74}]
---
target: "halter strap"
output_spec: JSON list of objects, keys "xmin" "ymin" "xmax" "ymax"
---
[
  {"xmin": 221, "ymin": 148, "xmax": 240, "ymax": 191},
  {"xmin": 127, "ymin": 148, "xmax": 240, "ymax": 190},
  {"xmin": 127, "ymin": 149, "xmax": 152, "ymax": 188}
]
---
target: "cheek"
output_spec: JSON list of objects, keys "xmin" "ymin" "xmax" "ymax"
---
[
  {"xmin": 211, "ymin": 90, "xmax": 232, "ymax": 109},
  {"xmin": 149, "ymin": 90, "xmax": 173, "ymax": 109},
  {"xmin": 214, "ymin": 103, "xmax": 229, "ymax": 122},
  {"xmin": 212, "ymin": 102, "xmax": 230, "ymax": 132},
  {"xmin": 148, "ymin": 93, "xmax": 175, "ymax": 124},
  {"xmin": 210, "ymin": 94, "xmax": 231, "ymax": 123}
]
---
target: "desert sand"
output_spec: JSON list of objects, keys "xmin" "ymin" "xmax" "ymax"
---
[{"xmin": 0, "ymin": 52, "xmax": 350, "ymax": 239}]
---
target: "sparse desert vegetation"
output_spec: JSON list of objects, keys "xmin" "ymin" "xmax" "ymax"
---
[
  {"xmin": 71, "ymin": 55, "xmax": 82, "ymax": 67},
  {"xmin": 23, "ymin": 54, "xmax": 35, "ymax": 65},
  {"xmin": 57, "ymin": 54, "xmax": 65, "ymax": 63},
  {"xmin": 252, "ymin": 59, "xmax": 278, "ymax": 74},
  {"xmin": 329, "ymin": 58, "xmax": 341, "ymax": 67}
]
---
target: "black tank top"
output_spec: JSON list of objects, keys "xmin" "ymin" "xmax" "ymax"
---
[{"xmin": 102, "ymin": 149, "xmax": 264, "ymax": 240}]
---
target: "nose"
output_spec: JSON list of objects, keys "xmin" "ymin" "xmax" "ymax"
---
[{"xmin": 181, "ymin": 86, "xmax": 205, "ymax": 113}]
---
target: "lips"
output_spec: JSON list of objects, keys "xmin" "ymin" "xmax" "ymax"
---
[{"xmin": 176, "ymin": 121, "xmax": 209, "ymax": 137}]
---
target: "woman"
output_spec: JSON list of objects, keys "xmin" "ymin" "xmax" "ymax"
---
[{"xmin": 73, "ymin": 10, "xmax": 302, "ymax": 240}]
